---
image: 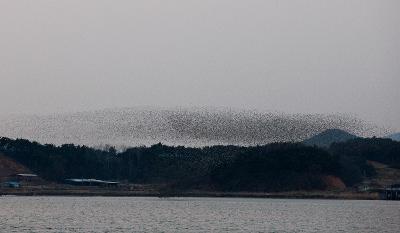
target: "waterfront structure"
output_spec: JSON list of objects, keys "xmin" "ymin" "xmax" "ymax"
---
[{"xmin": 383, "ymin": 184, "xmax": 400, "ymax": 200}]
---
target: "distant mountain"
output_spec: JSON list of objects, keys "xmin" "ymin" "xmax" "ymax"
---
[
  {"xmin": 303, "ymin": 129, "xmax": 358, "ymax": 147},
  {"xmin": 386, "ymin": 133, "xmax": 400, "ymax": 142}
]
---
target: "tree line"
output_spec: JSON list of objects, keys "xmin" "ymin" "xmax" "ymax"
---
[{"xmin": 0, "ymin": 137, "xmax": 399, "ymax": 191}]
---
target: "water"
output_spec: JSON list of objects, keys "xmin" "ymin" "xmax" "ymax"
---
[{"xmin": 0, "ymin": 196, "xmax": 399, "ymax": 233}]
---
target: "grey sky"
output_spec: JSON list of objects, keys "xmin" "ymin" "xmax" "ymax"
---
[{"xmin": 0, "ymin": 0, "xmax": 399, "ymax": 130}]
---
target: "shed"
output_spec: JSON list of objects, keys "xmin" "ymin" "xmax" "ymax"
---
[{"xmin": 15, "ymin": 173, "xmax": 38, "ymax": 181}]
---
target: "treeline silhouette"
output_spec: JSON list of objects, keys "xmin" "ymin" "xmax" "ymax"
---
[{"xmin": 0, "ymin": 137, "xmax": 399, "ymax": 191}]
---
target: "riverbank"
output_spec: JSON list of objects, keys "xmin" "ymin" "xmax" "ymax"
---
[{"xmin": 0, "ymin": 186, "xmax": 380, "ymax": 200}]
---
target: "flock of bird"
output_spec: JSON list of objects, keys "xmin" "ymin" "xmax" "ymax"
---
[{"xmin": 0, "ymin": 107, "xmax": 385, "ymax": 148}]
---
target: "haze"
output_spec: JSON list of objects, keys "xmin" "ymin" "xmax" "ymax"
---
[{"xmin": 0, "ymin": 0, "xmax": 399, "ymax": 130}]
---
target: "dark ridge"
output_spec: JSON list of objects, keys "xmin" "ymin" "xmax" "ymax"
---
[{"xmin": 1, "ymin": 136, "xmax": 399, "ymax": 192}]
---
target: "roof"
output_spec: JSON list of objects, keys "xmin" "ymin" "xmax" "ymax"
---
[
  {"xmin": 16, "ymin": 173, "xmax": 38, "ymax": 177},
  {"xmin": 386, "ymin": 188, "xmax": 400, "ymax": 191},
  {"xmin": 65, "ymin": 178, "xmax": 119, "ymax": 184}
]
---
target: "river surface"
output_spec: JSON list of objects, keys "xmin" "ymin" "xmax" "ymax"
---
[{"xmin": 0, "ymin": 196, "xmax": 399, "ymax": 233}]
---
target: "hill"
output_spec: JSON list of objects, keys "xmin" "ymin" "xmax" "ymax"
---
[
  {"xmin": 0, "ymin": 137, "xmax": 348, "ymax": 191},
  {"xmin": 0, "ymin": 153, "xmax": 32, "ymax": 181},
  {"xmin": 362, "ymin": 161, "xmax": 400, "ymax": 189},
  {"xmin": 386, "ymin": 133, "xmax": 400, "ymax": 142},
  {"xmin": 303, "ymin": 129, "xmax": 358, "ymax": 147},
  {"xmin": 1, "ymin": 137, "xmax": 399, "ymax": 193}
]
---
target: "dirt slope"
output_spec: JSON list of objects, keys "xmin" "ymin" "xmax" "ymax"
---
[
  {"xmin": 363, "ymin": 161, "xmax": 400, "ymax": 189},
  {"xmin": 0, "ymin": 153, "xmax": 31, "ymax": 181}
]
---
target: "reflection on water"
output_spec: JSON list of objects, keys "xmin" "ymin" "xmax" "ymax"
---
[{"xmin": 0, "ymin": 196, "xmax": 399, "ymax": 233}]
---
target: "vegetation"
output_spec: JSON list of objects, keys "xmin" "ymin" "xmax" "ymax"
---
[
  {"xmin": 0, "ymin": 136, "xmax": 399, "ymax": 192},
  {"xmin": 330, "ymin": 138, "xmax": 400, "ymax": 169}
]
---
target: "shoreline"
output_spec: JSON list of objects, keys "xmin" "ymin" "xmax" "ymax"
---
[{"xmin": 0, "ymin": 188, "xmax": 380, "ymax": 200}]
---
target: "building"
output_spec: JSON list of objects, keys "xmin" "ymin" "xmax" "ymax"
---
[
  {"xmin": 15, "ymin": 173, "xmax": 38, "ymax": 181},
  {"xmin": 382, "ymin": 184, "xmax": 400, "ymax": 200}
]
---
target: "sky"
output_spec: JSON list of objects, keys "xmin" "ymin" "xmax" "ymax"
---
[{"xmin": 0, "ymin": 0, "xmax": 399, "ymax": 131}]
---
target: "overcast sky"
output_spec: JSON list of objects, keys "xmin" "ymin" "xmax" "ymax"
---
[{"xmin": 0, "ymin": 0, "xmax": 399, "ymax": 130}]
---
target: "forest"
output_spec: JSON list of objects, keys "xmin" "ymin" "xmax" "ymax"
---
[{"xmin": 0, "ymin": 137, "xmax": 399, "ymax": 192}]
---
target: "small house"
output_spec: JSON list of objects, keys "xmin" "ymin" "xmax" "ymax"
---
[{"xmin": 15, "ymin": 173, "xmax": 39, "ymax": 182}]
